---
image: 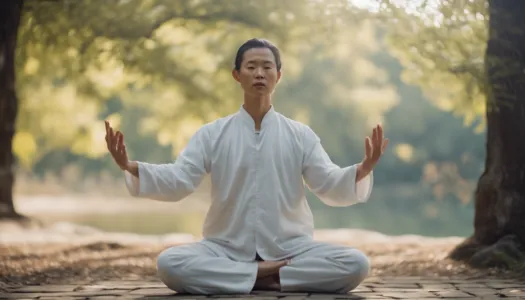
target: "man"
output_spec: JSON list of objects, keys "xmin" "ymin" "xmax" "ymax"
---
[{"xmin": 104, "ymin": 38, "xmax": 388, "ymax": 295}]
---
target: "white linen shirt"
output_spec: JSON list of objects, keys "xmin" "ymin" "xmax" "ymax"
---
[{"xmin": 125, "ymin": 105, "xmax": 373, "ymax": 261}]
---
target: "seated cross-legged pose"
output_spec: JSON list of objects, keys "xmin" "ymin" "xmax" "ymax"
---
[{"xmin": 104, "ymin": 38, "xmax": 389, "ymax": 295}]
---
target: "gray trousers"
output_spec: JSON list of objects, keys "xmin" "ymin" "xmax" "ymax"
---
[{"xmin": 156, "ymin": 241, "xmax": 370, "ymax": 295}]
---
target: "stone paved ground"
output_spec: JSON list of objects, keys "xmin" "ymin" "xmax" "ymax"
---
[
  {"xmin": 3, "ymin": 226, "xmax": 525, "ymax": 299},
  {"xmin": 2, "ymin": 277, "xmax": 525, "ymax": 299}
]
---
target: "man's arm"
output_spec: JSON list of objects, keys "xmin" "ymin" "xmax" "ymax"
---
[
  {"xmin": 302, "ymin": 139, "xmax": 373, "ymax": 207},
  {"xmin": 105, "ymin": 121, "xmax": 211, "ymax": 202},
  {"xmin": 125, "ymin": 161, "xmax": 139, "ymax": 177},
  {"xmin": 301, "ymin": 125, "xmax": 387, "ymax": 207}
]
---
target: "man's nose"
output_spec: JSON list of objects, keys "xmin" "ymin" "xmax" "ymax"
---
[{"xmin": 254, "ymin": 67, "xmax": 264, "ymax": 78}]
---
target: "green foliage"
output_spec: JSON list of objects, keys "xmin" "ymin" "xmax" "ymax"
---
[
  {"xmin": 275, "ymin": 20, "xmax": 400, "ymax": 167},
  {"xmin": 15, "ymin": 0, "xmax": 357, "ymax": 166},
  {"xmin": 373, "ymin": 0, "xmax": 489, "ymax": 131},
  {"xmin": 15, "ymin": 4, "xmax": 489, "ymax": 235},
  {"xmin": 21, "ymin": 5, "xmax": 486, "ymax": 195}
]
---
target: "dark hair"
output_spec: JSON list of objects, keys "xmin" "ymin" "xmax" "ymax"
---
[{"xmin": 234, "ymin": 38, "xmax": 282, "ymax": 71}]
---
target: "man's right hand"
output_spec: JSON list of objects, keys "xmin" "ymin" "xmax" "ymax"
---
[{"xmin": 105, "ymin": 120, "xmax": 129, "ymax": 171}]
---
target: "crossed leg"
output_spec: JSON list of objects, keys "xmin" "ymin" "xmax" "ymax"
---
[
  {"xmin": 279, "ymin": 242, "xmax": 370, "ymax": 293},
  {"xmin": 156, "ymin": 242, "xmax": 258, "ymax": 294},
  {"xmin": 156, "ymin": 241, "xmax": 370, "ymax": 295}
]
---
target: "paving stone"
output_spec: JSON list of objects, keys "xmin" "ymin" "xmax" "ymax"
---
[
  {"xmin": 39, "ymin": 298, "xmax": 78, "ymax": 300},
  {"xmin": 454, "ymin": 283, "xmax": 489, "ymax": 288},
  {"xmin": 5, "ymin": 289, "xmax": 131, "ymax": 298},
  {"xmin": 251, "ymin": 291, "xmax": 308, "ymax": 296},
  {"xmin": 9, "ymin": 285, "xmax": 79, "ymax": 293},
  {"xmin": 378, "ymin": 291, "xmax": 438, "ymax": 298},
  {"xmin": 0, "ymin": 294, "xmax": 39, "ymax": 299},
  {"xmin": 345, "ymin": 294, "xmax": 390, "ymax": 299},
  {"xmin": 497, "ymin": 288, "xmax": 525, "ymax": 297},
  {"xmin": 486, "ymin": 282, "xmax": 524, "ymax": 289},
  {"xmin": 208, "ymin": 295, "xmax": 256, "ymax": 298},
  {"xmin": 128, "ymin": 287, "xmax": 176, "ymax": 296},
  {"xmin": 350, "ymin": 286, "xmax": 373, "ymax": 293},
  {"xmin": 433, "ymin": 290, "xmax": 474, "ymax": 298},
  {"xmin": 373, "ymin": 284, "xmax": 420, "ymax": 289},
  {"xmin": 459, "ymin": 288, "xmax": 499, "ymax": 296},
  {"xmin": 308, "ymin": 294, "xmax": 362, "ymax": 299},
  {"xmin": 420, "ymin": 283, "xmax": 457, "ymax": 290},
  {"xmin": 84, "ymin": 297, "xmax": 137, "ymax": 300},
  {"xmin": 371, "ymin": 287, "xmax": 422, "ymax": 293},
  {"xmin": 3, "ymin": 277, "xmax": 525, "ymax": 299}
]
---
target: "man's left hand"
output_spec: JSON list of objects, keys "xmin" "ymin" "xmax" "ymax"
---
[{"xmin": 356, "ymin": 124, "xmax": 389, "ymax": 182}]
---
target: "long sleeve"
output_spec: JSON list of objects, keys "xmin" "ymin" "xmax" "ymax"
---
[
  {"xmin": 124, "ymin": 126, "xmax": 211, "ymax": 202},
  {"xmin": 301, "ymin": 127, "xmax": 373, "ymax": 207}
]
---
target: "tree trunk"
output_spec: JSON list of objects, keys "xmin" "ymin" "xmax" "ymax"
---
[
  {"xmin": 0, "ymin": 1, "xmax": 24, "ymax": 219},
  {"xmin": 449, "ymin": 0, "xmax": 525, "ymax": 268}
]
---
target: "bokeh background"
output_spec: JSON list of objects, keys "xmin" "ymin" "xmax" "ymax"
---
[{"xmin": 10, "ymin": 0, "xmax": 487, "ymax": 239}]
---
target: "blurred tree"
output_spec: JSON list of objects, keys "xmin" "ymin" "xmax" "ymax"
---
[
  {"xmin": 16, "ymin": 0, "xmax": 356, "ymax": 165},
  {"xmin": 378, "ymin": 0, "xmax": 488, "ymax": 130},
  {"xmin": 0, "ymin": 0, "xmax": 25, "ymax": 219},
  {"xmin": 448, "ymin": 0, "xmax": 525, "ymax": 269},
  {"xmin": 376, "ymin": 0, "xmax": 525, "ymax": 268},
  {"xmin": 275, "ymin": 20, "xmax": 399, "ymax": 169},
  {"xmin": 2, "ymin": 0, "xmax": 363, "ymax": 218},
  {"xmin": 7, "ymin": 1, "xmax": 490, "ymax": 236}
]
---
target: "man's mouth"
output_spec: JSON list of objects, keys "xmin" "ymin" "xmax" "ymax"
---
[{"xmin": 253, "ymin": 83, "xmax": 266, "ymax": 87}]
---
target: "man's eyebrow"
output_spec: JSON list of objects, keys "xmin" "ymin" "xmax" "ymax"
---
[{"xmin": 246, "ymin": 59, "xmax": 275, "ymax": 64}]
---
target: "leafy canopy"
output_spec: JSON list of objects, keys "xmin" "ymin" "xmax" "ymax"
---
[
  {"xmin": 15, "ymin": 0, "xmax": 360, "ymax": 167},
  {"xmin": 372, "ymin": 0, "xmax": 488, "ymax": 131}
]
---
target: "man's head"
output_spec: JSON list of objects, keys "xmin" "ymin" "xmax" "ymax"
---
[{"xmin": 232, "ymin": 38, "xmax": 282, "ymax": 97}]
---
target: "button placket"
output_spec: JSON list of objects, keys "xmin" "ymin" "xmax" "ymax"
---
[{"xmin": 253, "ymin": 130, "xmax": 260, "ymax": 257}]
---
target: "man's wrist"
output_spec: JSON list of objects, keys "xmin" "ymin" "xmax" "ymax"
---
[
  {"xmin": 124, "ymin": 161, "xmax": 139, "ymax": 177},
  {"xmin": 356, "ymin": 162, "xmax": 372, "ymax": 183}
]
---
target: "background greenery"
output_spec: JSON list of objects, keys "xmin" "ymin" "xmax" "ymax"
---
[{"xmin": 13, "ymin": 0, "xmax": 488, "ymax": 238}]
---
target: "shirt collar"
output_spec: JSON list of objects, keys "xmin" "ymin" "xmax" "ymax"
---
[{"xmin": 238, "ymin": 104, "xmax": 276, "ymax": 131}]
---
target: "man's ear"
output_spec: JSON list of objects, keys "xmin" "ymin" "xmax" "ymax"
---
[
  {"xmin": 232, "ymin": 69, "xmax": 240, "ymax": 82},
  {"xmin": 277, "ymin": 71, "xmax": 282, "ymax": 83}
]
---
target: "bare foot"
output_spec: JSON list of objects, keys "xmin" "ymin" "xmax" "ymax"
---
[
  {"xmin": 254, "ymin": 275, "xmax": 281, "ymax": 291},
  {"xmin": 256, "ymin": 260, "xmax": 289, "ymax": 279}
]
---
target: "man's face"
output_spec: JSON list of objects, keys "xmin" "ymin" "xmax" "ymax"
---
[{"xmin": 232, "ymin": 47, "xmax": 281, "ymax": 96}]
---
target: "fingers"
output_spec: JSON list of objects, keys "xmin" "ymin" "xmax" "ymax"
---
[
  {"xmin": 109, "ymin": 127, "xmax": 115, "ymax": 150},
  {"xmin": 365, "ymin": 136, "xmax": 372, "ymax": 158},
  {"xmin": 376, "ymin": 124, "xmax": 387, "ymax": 155},
  {"xmin": 365, "ymin": 124, "xmax": 387, "ymax": 164},
  {"xmin": 118, "ymin": 136, "xmax": 126, "ymax": 156},
  {"xmin": 277, "ymin": 260, "xmax": 290, "ymax": 267},
  {"xmin": 105, "ymin": 121, "xmax": 114, "ymax": 151},
  {"xmin": 382, "ymin": 138, "xmax": 389, "ymax": 153},
  {"xmin": 116, "ymin": 131, "xmax": 126, "ymax": 155},
  {"xmin": 104, "ymin": 121, "xmax": 111, "ymax": 143},
  {"xmin": 377, "ymin": 124, "xmax": 384, "ymax": 142},
  {"xmin": 104, "ymin": 121, "xmax": 126, "ymax": 155},
  {"xmin": 373, "ymin": 124, "xmax": 384, "ymax": 147},
  {"xmin": 115, "ymin": 131, "xmax": 121, "ymax": 152},
  {"xmin": 372, "ymin": 126, "xmax": 378, "ymax": 146}
]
